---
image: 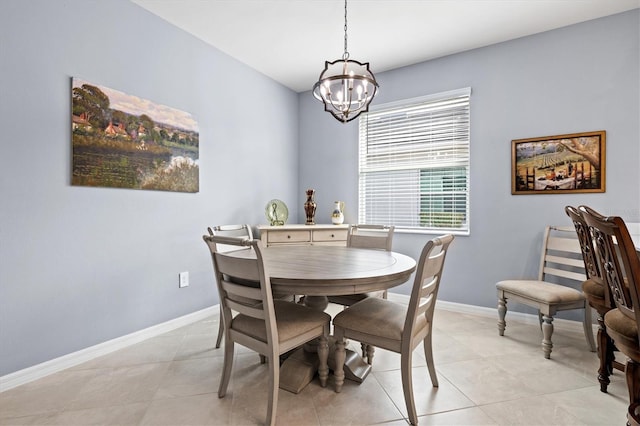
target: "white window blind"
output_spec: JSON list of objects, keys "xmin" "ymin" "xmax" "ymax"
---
[{"xmin": 358, "ymin": 88, "xmax": 471, "ymax": 234}]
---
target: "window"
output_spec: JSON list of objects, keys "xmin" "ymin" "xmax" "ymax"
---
[{"xmin": 358, "ymin": 88, "xmax": 471, "ymax": 234}]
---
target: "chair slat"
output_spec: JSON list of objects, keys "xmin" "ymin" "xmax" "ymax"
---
[
  {"xmin": 545, "ymin": 254, "xmax": 585, "ymax": 269},
  {"xmin": 221, "ymin": 280, "xmax": 262, "ymax": 300},
  {"xmin": 215, "ymin": 254, "xmax": 260, "ymax": 282},
  {"xmin": 226, "ymin": 298, "xmax": 266, "ymax": 320},
  {"xmin": 547, "ymin": 236, "xmax": 582, "ymax": 254},
  {"xmin": 543, "ymin": 266, "xmax": 587, "ymax": 282}
]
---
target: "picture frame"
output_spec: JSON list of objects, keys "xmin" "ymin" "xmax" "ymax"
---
[
  {"xmin": 72, "ymin": 77, "xmax": 199, "ymax": 193},
  {"xmin": 511, "ymin": 130, "xmax": 606, "ymax": 195}
]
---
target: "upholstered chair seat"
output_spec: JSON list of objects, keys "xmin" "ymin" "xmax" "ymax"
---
[
  {"xmin": 333, "ymin": 297, "xmax": 428, "ymax": 347},
  {"xmin": 327, "ymin": 291, "xmax": 383, "ymax": 307},
  {"xmin": 232, "ymin": 300, "xmax": 330, "ymax": 343},
  {"xmin": 496, "ymin": 280, "xmax": 587, "ymax": 305},
  {"xmin": 583, "ymin": 277, "xmax": 628, "ymax": 314},
  {"xmin": 604, "ymin": 309, "xmax": 640, "ymax": 360},
  {"xmin": 582, "ymin": 278, "xmax": 606, "ymax": 304}
]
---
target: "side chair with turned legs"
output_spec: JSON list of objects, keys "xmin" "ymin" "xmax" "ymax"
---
[
  {"xmin": 332, "ymin": 234, "xmax": 454, "ymax": 425},
  {"xmin": 202, "ymin": 235, "xmax": 330, "ymax": 426}
]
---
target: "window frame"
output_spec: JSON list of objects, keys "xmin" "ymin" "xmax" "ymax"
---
[{"xmin": 358, "ymin": 87, "xmax": 471, "ymax": 236}]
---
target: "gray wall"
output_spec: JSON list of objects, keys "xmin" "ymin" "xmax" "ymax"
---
[
  {"xmin": 299, "ymin": 11, "xmax": 639, "ymax": 311},
  {"xmin": 0, "ymin": 0, "xmax": 299, "ymax": 376},
  {"xmin": 1, "ymin": 1, "xmax": 638, "ymax": 378}
]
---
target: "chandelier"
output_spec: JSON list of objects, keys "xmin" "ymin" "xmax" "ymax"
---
[{"xmin": 312, "ymin": 0, "xmax": 379, "ymax": 123}]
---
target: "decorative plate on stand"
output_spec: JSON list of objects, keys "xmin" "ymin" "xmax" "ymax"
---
[{"xmin": 265, "ymin": 199, "xmax": 288, "ymax": 226}]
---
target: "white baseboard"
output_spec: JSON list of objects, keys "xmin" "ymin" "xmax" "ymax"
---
[
  {"xmin": 387, "ymin": 293, "xmax": 597, "ymax": 335},
  {"xmin": 0, "ymin": 306, "xmax": 217, "ymax": 393},
  {"xmin": 1, "ymin": 296, "xmax": 596, "ymax": 393}
]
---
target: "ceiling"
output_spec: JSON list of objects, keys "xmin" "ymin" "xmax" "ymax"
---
[{"xmin": 131, "ymin": 0, "xmax": 639, "ymax": 93}]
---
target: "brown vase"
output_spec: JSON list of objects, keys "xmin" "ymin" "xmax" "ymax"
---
[{"xmin": 304, "ymin": 189, "xmax": 317, "ymax": 225}]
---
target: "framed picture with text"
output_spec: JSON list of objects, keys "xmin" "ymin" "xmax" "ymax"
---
[{"xmin": 511, "ymin": 130, "xmax": 605, "ymax": 195}]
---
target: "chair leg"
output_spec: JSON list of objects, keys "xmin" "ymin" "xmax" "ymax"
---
[
  {"xmin": 401, "ymin": 350, "xmax": 418, "ymax": 425},
  {"xmin": 218, "ymin": 340, "xmax": 234, "ymax": 398},
  {"xmin": 541, "ymin": 314, "xmax": 554, "ymax": 359},
  {"xmin": 497, "ymin": 296, "xmax": 507, "ymax": 336},
  {"xmin": 596, "ymin": 313, "xmax": 612, "ymax": 392},
  {"xmin": 538, "ymin": 312, "xmax": 544, "ymax": 331},
  {"xmin": 423, "ymin": 332, "xmax": 439, "ymax": 387},
  {"xmin": 628, "ymin": 402, "xmax": 640, "ymax": 426},
  {"xmin": 582, "ymin": 305, "xmax": 596, "ymax": 352},
  {"xmin": 334, "ymin": 337, "xmax": 346, "ymax": 393},
  {"xmin": 215, "ymin": 310, "xmax": 224, "ymax": 349},
  {"xmin": 266, "ymin": 353, "xmax": 279, "ymax": 426},
  {"xmin": 317, "ymin": 335, "xmax": 329, "ymax": 387},
  {"xmin": 626, "ymin": 360, "xmax": 640, "ymax": 425}
]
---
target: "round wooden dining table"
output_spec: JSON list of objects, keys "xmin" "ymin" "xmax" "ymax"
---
[
  {"xmin": 266, "ymin": 244, "xmax": 414, "ymax": 292},
  {"xmin": 225, "ymin": 244, "xmax": 417, "ymax": 393}
]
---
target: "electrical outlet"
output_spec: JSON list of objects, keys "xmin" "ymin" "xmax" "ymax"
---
[{"xmin": 179, "ymin": 271, "xmax": 189, "ymax": 288}]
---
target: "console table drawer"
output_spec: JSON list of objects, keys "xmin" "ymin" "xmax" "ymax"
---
[
  {"xmin": 267, "ymin": 230, "xmax": 311, "ymax": 244},
  {"xmin": 313, "ymin": 229, "xmax": 348, "ymax": 242},
  {"xmin": 258, "ymin": 224, "xmax": 349, "ymax": 247}
]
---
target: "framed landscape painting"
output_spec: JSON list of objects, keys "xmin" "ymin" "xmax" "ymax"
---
[
  {"xmin": 72, "ymin": 77, "xmax": 199, "ymax": 193},
  {"xmin": 511, "ymin": 130, "xmax": 605, "ymax": 195}
]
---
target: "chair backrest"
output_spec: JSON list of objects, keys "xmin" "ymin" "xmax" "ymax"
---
[
  {"xmin": 536, "ymin": 226, "xmax": 587, "ymax": 285},
  {"xmin": 208, "ymin": 224, "xmax": 253, "ymax": 253},
  {"xmin": 582, "ymin": 207, "xmax": 640, "ymax": 324},
  {"xmin": 347, "ymin": 224, "xmax": 395, "ymax": 251},
  {"xmin": 404, "ymin": 234, "xmax": 454, "ymax": 346},
  {"xmin": 565, "ymin": 205, "xmax": 602, "ymax": 281},
  {"xmin": 202, "ymin": 235, "xmax": 277, "ymax": 352}
]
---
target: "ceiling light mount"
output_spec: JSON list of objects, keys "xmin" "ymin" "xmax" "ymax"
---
[{"xmin": 312, "ymin": 0, "xmax": 379, "ymax": 123}]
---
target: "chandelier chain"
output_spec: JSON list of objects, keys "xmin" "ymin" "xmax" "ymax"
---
[{"xmin": 343, "ymin": 0, "xmax": 349, "ymax": 60}]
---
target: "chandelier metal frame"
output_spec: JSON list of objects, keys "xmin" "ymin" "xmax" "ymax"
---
[{"xmin": 312, "ymin": 0, "xmax": 379, "ymax": 123}]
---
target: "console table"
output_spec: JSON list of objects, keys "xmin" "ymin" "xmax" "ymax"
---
[{"xmin": 257, "ymin": 224, "xmax": 348, "ymax": 247}]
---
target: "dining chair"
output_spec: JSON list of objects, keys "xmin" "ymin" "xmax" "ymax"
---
[
  {"xmin": 208, "ymin": 224, "xmax": 254, "ymax": 349},
  {"xmin": 582, "ymin": 210, "xmax": 640, "ymax": 425},
  {"xmin": 328, "ymin": 224, "xmax": 395, "ymax": 363},
  {"xmin": 202, "ymin": 235, "xmax": 330, "ymax": 426},
  {"xmin": 332, "ymin": 234, "xmax": 453, "ymax": 425},
  {"xmin": 329, "ymin": 224, "xmax": 395, "ymax": 306},
  {"xmin": 566, "ymin": 205, "xmax": 624, "ymax": 392},
  {"xmin": 496, "ymin": 226, "xmax": 596, "ymax": 359}
]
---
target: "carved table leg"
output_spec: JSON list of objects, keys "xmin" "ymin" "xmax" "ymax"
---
[
  {"xmin": 334, "ymin": 339, "xmax": 346, "ymax": 392},
  {"xmin": 278, "ymin": 295, "xmax": 371, "ymax": 394}
]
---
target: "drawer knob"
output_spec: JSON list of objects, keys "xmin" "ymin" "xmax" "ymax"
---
[
  {"xmin": 287, "ymin": 235, "xmax": 291, "ymax": 239},
  {"xmin": 331, "ymin": 234, "xmax": 335, "ymax": 238}
]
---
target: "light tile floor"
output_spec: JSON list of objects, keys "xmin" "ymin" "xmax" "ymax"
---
[{"xmin": 0, "ymin": 305, "xmax": 629, "ymax": 425}]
